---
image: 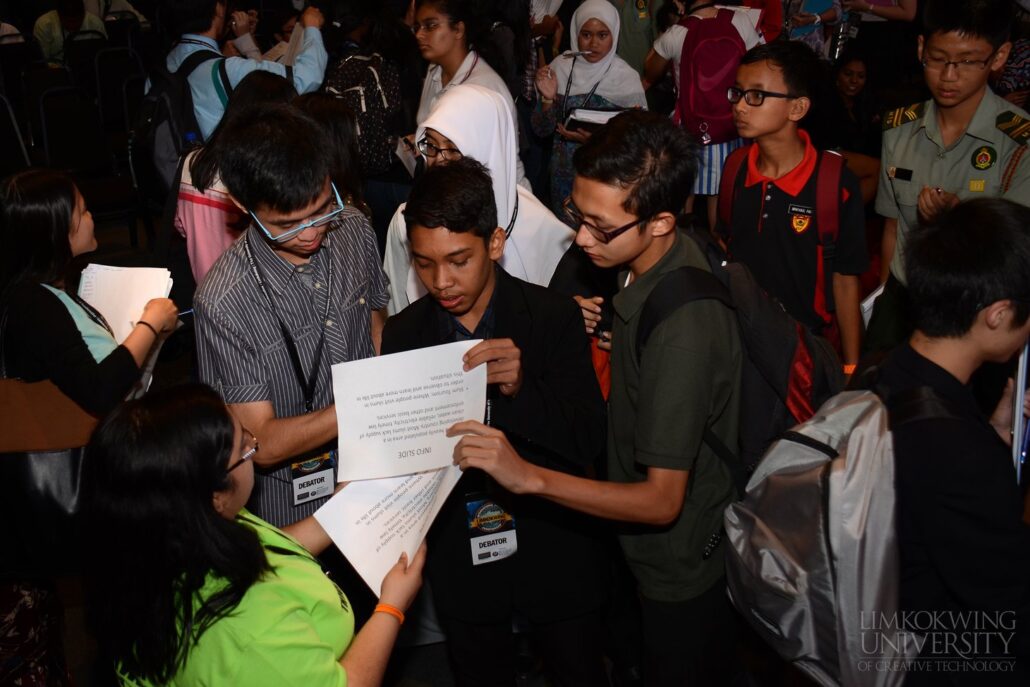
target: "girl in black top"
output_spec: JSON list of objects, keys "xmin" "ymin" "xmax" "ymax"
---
[{"xmin": 0, "ymin": 169, "xmax": 178, "ymax": 416}]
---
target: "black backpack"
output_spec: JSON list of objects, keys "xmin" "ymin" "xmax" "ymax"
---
[
  {"xmin": 636, "ymin": 228, "xmax": 845, "ymax": 491},
  {"xmin": 131, "ymin": 46, "xmax": 232, "ymax": 193},
  {"xmin": 324, "ymin": 51, "xmax": 402, "ymax": 176}
]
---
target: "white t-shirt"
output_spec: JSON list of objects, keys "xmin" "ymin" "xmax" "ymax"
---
[{"xmin": 653, "ymin": 7, "xmax": 763, "ymax": 87}]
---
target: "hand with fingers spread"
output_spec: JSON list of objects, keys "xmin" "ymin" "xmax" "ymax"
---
[
  {"xmin": 463, "ymin": 338, "xmax": 523, "ymax": 396},
  {"xmin": 447, "ymin": 420, "xmax": 540, "ymax": 494}
]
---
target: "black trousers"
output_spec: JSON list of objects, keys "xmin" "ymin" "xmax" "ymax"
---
[
  {"xmin": 639, "ymin": 578, "xmax": 741, "ymax": 687},
  {"xmin": 437, "ymin": 609, "xmax": 608, "ymax": 687}
]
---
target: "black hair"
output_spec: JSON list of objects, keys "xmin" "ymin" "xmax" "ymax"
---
[
  {"xmin": 739, "ymin": 40, "xmax": 822, "ymax": 99},
  {"xmin": 190, "ymin": 71, "xmax": 297, "ymax": 193},
  {"xmin": 0, "ymin": 169, "xmax": 78, "ymax": 292},
  {"xmin": 83, "ymin": 384, "xmax": 270, "ymax": 684},
  {"xmin": 415, "ymin": 0, "xmax": 472, "ymax": 51},
  {"xmin": 165, "ymin": 0, "xmax": 222, "ymax": 36},
  {"xmin": 475, "ymin": 0, "xmax": 532, "ymax": 90},
  {"xmin": 922, "ymin": 0, "xmax": 1013, "ymax": 49},
  {"xmin": 572, "ymin": 110, "xmax": 699, "ymax": 220},
  {"xmin": 403, "ymin": 156, "xmax": 497, "ymax": 243},
  {"xmin": 293, "ymin": 92, "xmax": 369, "ymax": 217},
  {"xmin": 57, "ymin": 0, "xmax": 85, "ymax": 19},
  {"xmin": 906, "ymin": 199, "xmax": 1030, "ymax": 338},
  {"xmin": 656, "ymin": 1, "xmax": 684, "ymax": 34},
  {"xmin": 216, "ymin": 102, "xmax": 333, "ymax": 214}
]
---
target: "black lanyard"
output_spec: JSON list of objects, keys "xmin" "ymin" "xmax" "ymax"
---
[
  {"xmin": 69, "ymin": 291, "xmax": 116, "ymax": 338},
  {"xmin": 560, "ymin": 57, "xmax": 606, "ymax": 123},
  {"xmin": 505, "ymin": 194, "xmax": 519, "ymax": 237},
  {"xmin": 244, "ymin": 234, "xmax": 333, "ymax": 413}
]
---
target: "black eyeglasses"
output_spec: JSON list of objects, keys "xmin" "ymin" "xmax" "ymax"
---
[
  {"xmin": 417, "ymin": 136, "xmax": 463, "ymax": 161},
  {"xmin": 562, "ymin": 196, "xmax": 646, "ymax": 244},
  {"xmin": 727, "ymin": 87, "xmax": 798, "ymax": 106},
  {"xmin": 921, "ymin": 51, "xmax": 997, "ymax": 74},
  {"xmin": 227, "ymin": 429, "xmax": 258, "ymax": 474}
]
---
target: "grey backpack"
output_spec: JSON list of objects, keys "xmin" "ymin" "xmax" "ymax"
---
[{"xmin": 724, "ymin": 387, "xmax": 959, "ymax": 686}]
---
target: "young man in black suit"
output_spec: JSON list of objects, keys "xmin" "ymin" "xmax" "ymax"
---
[{"xmin": 380, "ymin": 158, "xmax": 609, "ymax": 687}]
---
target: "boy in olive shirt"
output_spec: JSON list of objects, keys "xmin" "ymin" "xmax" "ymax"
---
[
  {"xmin": 447, "ymin": 111, "xmax": 743, "ymax": 686},
  {"xmin": 867, "ymin": 0, "xmax": 1030, "ymax": 352}
]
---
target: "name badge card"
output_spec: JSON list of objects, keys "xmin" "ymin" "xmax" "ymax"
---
[
  {"xmin": 465, "ymin": 494, "xmax": 517, "ymax": 566},
  {"xmin": 291, "ymin": 450, "xmax": 336, "ymax": 506}
]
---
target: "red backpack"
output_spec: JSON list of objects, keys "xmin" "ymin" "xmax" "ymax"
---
[{"xmin": 677, "ymin": 8, "xmax": 747, "ymax": 146}]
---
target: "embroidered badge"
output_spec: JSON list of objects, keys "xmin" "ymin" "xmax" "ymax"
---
[
  {"xmin": 969, "ymin": 179, "xmax": 986, "ymax": 192},
  {"xmin": 788, "ymin": 203, "xmax": 813, "ymax": 234},
  {"xmin": 971, "ymin": 146, "xmax": 996, "ymax": 171}
]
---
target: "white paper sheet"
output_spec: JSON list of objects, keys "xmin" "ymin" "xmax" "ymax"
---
[
  {"xmin": 332, "ymin": 340, "xmax": 486, "ymax": 482},
  {"xmin": 78, "ymin": 264, "xmax": 173, "ymax": 343},
  {"xmin": 860, "ymin": 283, "xmax": 884, "ymax": 327},
  {"xmin": 314, "ymin": 465, "xmax": 462, "ymax": 595}
]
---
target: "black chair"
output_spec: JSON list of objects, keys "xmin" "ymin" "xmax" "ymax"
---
[
  {"xmin": 21, "ymin": 61, "xmax": 71, "ymax": 147},
  {"xmin": 103, "ymin": 12, "xmax": 142, "ymax": 49},
  {"xmin": 39, "ymin": 86, "xmax": 151, "ymax": 247},
  {"xmin": 95, "ymin": 46, "xmax": 144, "ymax": 132},
  {"xmin": 0, "ymin": 93, "xmax": 29, "ymax": 179},
  {"xmin": 0, "ymin": 38, "xmax": 42, "ymax": 136},
  {"xmin": 63, "ymin": 30, "xmax": 108, "ymax": 94}
]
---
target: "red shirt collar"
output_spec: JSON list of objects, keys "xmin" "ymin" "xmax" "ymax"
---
[{"xmin": 744, "ymin": 129, "xmax": 817, "ymax": 197}]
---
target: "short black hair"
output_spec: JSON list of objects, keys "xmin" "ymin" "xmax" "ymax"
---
[
  {"xmin": 922, "ymin": 0, "xmax": 1012, "ymax": 49},
  {"xmin": 403, "ymin": 157, "xmax": 497, "ymax": 244},
  {"xmin": 572, "ymin": 110, "xmax": 698, "ymax": 220},
  {"xmin": 739, "ymin": 40, "xmax": 822, "ymax": 99},
  {"xmin": 216, "ymin": 103, "xmax": 333, "ymax": 214},
  {"xmin": 165, "ymin": 0, "xmax": 221, "ymax": 36},
  {"xmin": 906, "ymin": 198, "xmax": 1030, "ymax": 338},
  {"xmin": 57, "ymin": 0, "xmax": 85, "ymax": 19}
]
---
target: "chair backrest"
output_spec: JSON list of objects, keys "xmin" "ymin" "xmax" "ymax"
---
[
  {"xmin": 0, "ymin": 93, "xmax": 30, "ymax": 178},
  {"xmin": 21, "ymin": 61, "xmax": 72, "ymax": 146},
  {"xmin": 39, "ymin": 85, "xmax": 111, "ymax": 173},
  {"xmin": 95, "ymin": 46, "xmax": 144, "ymax": 131},
  {"xmin": 63, "ymin": 31, "xmax": 108, "ymax": 93},
  {"xmin": 103, "ymin": 12, "xmax": 141, "ymax": 49}
]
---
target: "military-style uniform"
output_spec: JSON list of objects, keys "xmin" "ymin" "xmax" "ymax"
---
[{"xmin": 875, "ymin": 88, "xmax": 1030, "ymax": 285}]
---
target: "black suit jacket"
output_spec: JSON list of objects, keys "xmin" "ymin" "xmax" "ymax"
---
[{"xmin": 382, "ymin": 268, "xmax": 609, "ymax": 623}]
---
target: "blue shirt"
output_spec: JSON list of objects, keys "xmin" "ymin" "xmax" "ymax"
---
[{"xmin": 165, "ymin": 29, "xmax": 328, "ymax": 140}]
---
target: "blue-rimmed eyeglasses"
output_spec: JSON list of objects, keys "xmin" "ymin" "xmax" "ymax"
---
[
  {"xmin": 249, "ymin": 182, "xmax": 345, "ymax": 244},
  {"xmin": 227, "ymin": 428, "xmax": 258, "ymax": 474}
]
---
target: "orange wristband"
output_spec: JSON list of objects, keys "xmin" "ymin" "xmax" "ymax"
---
[
  {"xmin": 843, "ymin": 364, "xmax": 857, "ymax": 375},
  {"xmin": 374, "ymin": 603, "xmax": 405, "ymax": 625}
]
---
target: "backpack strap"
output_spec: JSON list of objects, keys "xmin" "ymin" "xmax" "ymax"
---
[
  {"xmin": 636, "ymin": 266, "xmax": 747, "ymax": 498},
  {"xmin": 212, "ymin": 59, "xmax": 234, "ymax": 108},
  {"xmin": 887, "ymin": 386, "xmax": 964, "ymax": 428},
  {"xmin": 717, "ymin": 144, "xmax": 750, "ymax": 228},
  {"xmin": 175, "ymin": 48, "xmax": 222, "ymax": 78},
  {"xmin": 814, "ymin": 150, "xmax": 844, "ymax": 313}
]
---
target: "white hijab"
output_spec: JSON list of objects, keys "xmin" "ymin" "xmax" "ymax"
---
[
  {"xmin": 417, "ymin": 84, "xmax": 517, "ymax": 231},
  {"xmin": 549, "ymin": 0, "xmax": 647, "ymax": 108},
  {"xmin": 384, "ymin": 85, "xmax": 574, "ymax": 314}
]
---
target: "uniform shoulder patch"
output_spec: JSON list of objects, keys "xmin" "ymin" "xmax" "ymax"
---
[
  {"xmin": 996, "ymin": 111, "xmax": 1030, "ymax": 145},
  {"xmin": 882, "ymin": 102, "xmax": 926, "ymax": 131}
]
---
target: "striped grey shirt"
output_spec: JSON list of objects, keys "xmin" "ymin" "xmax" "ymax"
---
[{"xmin": 194, "ymin": 208, "xmax": 389, "ymax": 527}]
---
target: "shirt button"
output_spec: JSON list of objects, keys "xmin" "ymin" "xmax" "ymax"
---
[
  {"xmin": 762, "ymin": 213, "xmax": 768, "ymax": 219},
  {"xmin": 359, "ymin": 297, "xmax": 365, "ymax": 305},
  {"xmin": 765, "ymin": 194, "xmax": 772, "ymax": 201},
  {"xmin": 326, "ymin": 319, "xmax": 334, "ymax": 327},
  {"xmin": 314, "ymin": 282, "xmax": 321, "ymax": 289},
  {"xmin": 937, "ymin": 152, "xmax": 946, "ymax": 160}
]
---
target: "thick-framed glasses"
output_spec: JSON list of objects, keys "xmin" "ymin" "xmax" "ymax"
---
[
  {"xmin": 249, "ymin": 182, "xmax": 345, "ymax": 244},
  {"xmin": 227, "ymin": 429, "xmax": 258, "ymax": 474},
  {"xmin": 726, "ymin": 87, "xmax": 798, "ymax": 106},
  {"xmin": 920, "ymin": 51, "xmax": 997, "ymax": 74},
  {"xmin": 417, "ymin": 136, "xmax": 463, "ymax": 162},
  {"xmin": 562, "ymin": 196, "xmax": 645, "ymax": 244}
]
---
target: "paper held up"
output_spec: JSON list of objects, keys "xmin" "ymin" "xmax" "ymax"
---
[
  {"xmin": 78, "ymin": 264, "xmax": 173, "ymax": 343},
  {"xmin": 332, "ymin": 340, "xmax": 487, "ymax": 482},
  {"xmin": 315, "ymin": 465, "xmax": 462, "ymax": 596}
]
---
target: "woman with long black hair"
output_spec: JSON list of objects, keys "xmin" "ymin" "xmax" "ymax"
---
[{"xmin": 82, "ymin": 384, "xmax": 426, "ymax": 686}]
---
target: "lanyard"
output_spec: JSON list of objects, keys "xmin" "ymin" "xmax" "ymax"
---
[
  {"xmin": 244, "ymin": 234, "xmax": 333, "ymax": 413},
  {"xmin": 455, "ymin": 51, "xmax": 479, "ymax": 86},
  {"xmin": 505, "ymin": 194, "xmax": 519, "ymax": 237},
  {"xmin": 560, "ymin": 57, "xmax": 606, "ymax": 123}
]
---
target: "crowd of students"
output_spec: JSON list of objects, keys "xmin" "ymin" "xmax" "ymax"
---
[{"xmin": 2, "ymin": 0, "xmax": 1030, "ymax": 686}]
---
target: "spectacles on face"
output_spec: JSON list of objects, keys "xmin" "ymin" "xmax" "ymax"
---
[
  {"xmin": 227, "ymin": 428, "xmax": 258, "ymax": 474},
  {"xmin": 726, "ymin": 87, "xmax": 798, "ymax": 106},
  {"xmin": 417, "ymin": 136, "xmax": 463, "ymax": 162},
  {"xmin": 562, "ymin": 196, "xmax": 645, "ymax": 244},
  {"xmin": 921, "ymin": 51, "xmax": 997, "ymax": 74},
  {"xmin": 249, "ymin": 182, "xmax": 344, "ymax": 244}
]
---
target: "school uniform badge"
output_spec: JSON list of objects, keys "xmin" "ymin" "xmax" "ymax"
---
[
  {"xmin": 971, "ymin": 146, "xmax": 996, "ymax": 171},
  {"xmin": 788, "ymin": 204, "xmax": 813, "ymax": 234}
]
